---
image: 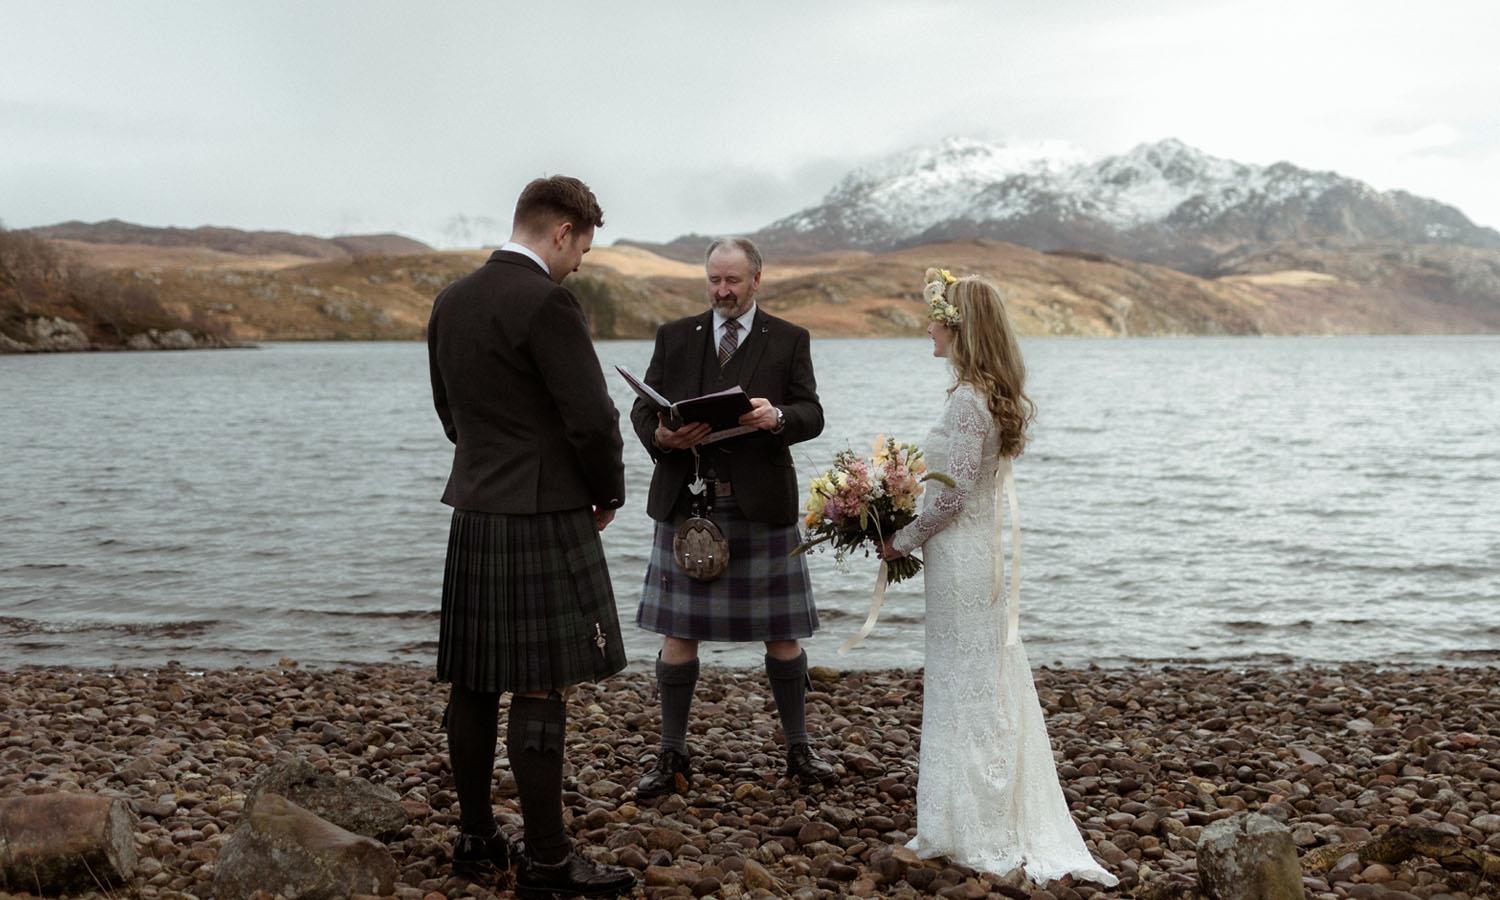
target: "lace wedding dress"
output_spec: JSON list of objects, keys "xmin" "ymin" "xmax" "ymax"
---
[{"xmin": 890, "ymin": 383, "xmax": 1117, "ymax": 887}]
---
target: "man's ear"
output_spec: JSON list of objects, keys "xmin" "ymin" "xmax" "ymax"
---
[
  {"xmin": 751, "ymin": 270, "xmax": 762, "ymax": 290},
  {"xmin": 553, "ymin": 220, "xmax": 574, "ymax": 248}
]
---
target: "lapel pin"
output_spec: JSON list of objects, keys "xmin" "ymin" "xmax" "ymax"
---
[{"xmin": 695, "ymin": 324, "xmax": 703, "ymax": 331}]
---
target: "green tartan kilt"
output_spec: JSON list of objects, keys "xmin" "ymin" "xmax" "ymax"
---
[{"xmin": 437, "ymin": 507, "xmax": 627, "ymax": 694}]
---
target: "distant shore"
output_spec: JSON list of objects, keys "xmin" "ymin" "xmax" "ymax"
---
[
  {"xmin": 3, "ymin": 662, "xmax": 1496, "ymax": 899},
  {"xmin": 9, "ymin": 332, "xmax": 1500, "ymax": 357}
]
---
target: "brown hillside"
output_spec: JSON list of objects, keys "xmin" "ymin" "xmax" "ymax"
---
[
  {"xmin": 752, "ymin": 239, "xmax": 1500, "ymax": 337},
  {"xmin": 47, "ymin": 240, "xmax": 326, "ymax": 272},
  {"xmin": 16, "ymin": 232, "xmax": 1499, "ymax": 348},
  {"xmin": 25, "ymin": 220, "xmax": 431, "ymax": 260},
  {"xmin": 0, "ymin": 228, "xmax": 233, "ymax": 352}
]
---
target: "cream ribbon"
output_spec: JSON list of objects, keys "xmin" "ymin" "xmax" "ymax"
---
[
  {"xmin": 837, "ymin": 458, "xmax": 1022, "ymax": 655},
  {"xmin": 836, "ymin": 560, "xmax": 888, "ymax": 656}
]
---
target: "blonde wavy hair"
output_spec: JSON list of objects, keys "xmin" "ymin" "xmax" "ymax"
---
[{"xmin": 944, "ymin": 276, "xmax": 1035, "ymax": 458}]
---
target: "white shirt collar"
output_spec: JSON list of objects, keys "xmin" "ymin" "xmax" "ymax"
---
[
  {"xmin": 711, "ymin": 303, "xmax": 757, "ymax": 342},
  {"xmin": 498, "ymin": 240, "xmax": 550, "ymax": 276}
]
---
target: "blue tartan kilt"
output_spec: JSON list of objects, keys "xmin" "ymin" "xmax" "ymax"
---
[
  {"xmin": 637, "ymin": 494, "xmax": 818, "ymax": 642},
  {"xmin": 437, "ymin": 507, "xmax": 627, "ymax": 694}
]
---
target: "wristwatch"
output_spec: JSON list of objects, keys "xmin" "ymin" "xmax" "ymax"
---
[{"xmin": 771, "ymin": 407, "xmax": 786, "ymax": 434}]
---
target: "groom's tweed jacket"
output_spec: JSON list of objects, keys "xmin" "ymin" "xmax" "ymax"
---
[{"xmin": 429, "ymin": 250, "xmax": 625, "ymax": 514}]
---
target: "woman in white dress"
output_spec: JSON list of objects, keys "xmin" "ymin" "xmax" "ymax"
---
[{"xmin": 880, "ymin": 270, "xmax": 1118, "ymax": 888}]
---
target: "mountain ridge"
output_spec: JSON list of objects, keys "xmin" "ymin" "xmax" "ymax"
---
[
  {"xmin": 22, "ymin": 219, "xmax": 432, "ymax": 260},
  {"xmin": 624, "ymin": 137, "xmax": 1500, "ymax": 275}
]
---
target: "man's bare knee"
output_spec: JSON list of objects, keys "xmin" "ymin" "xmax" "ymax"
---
[
  {"xmin": 661, "ymin": 638, "xmax": 699, "ymax": 665},
  {"xmin": 764, "ymin": 639, "xmax": 801, "ymax": 661}
]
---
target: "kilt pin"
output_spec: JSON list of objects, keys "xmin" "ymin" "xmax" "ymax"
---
[{"xmin": 439, "ymin": 505, "xmax": 626, "ymax": 694}]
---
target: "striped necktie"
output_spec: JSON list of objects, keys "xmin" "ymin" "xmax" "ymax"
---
[{"xmin": 718, "ymin": 318, "xmax": 740, "ymax": 366}]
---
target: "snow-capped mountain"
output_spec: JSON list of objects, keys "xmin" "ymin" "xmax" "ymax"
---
[
  {"xmin": 774, "ymin": 137, "xmax": 1093, "ymax": 248},
  {"xmin": 637, "ymin": 138, "xmax": 1500, "ymax": 274}
]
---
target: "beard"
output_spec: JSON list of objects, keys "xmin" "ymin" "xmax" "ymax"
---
[{"xmin": 711, "ymin": 292, "xmax": 752, "ymax": 316}]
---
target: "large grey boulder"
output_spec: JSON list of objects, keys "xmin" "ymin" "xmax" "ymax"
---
[
  {"xmin": 155, "ymin": 328, "xmax": 197, "ymax": 349},
  {"xmin": 213, "ymin": 792, "xmax": 395, "ymax": 900},
  {"xmin": 23, "ymin": 317, "xmax": 89, "ymax": 351},
  {"xmin": 0, "ymin": 792, "xmax": 138, "ymax": 892},
  {"xmin": 1198, "ymin": 812, "xmax": 1306, "ymax": 900},
  {"xmin": 127, "ymin": 328, "xmax": 197, "ymax": 350},
  {"xmin": 244, "ymin": 758, "xmax": 406, "ymax": 841}
]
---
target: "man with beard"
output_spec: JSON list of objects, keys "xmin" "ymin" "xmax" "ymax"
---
[
  {"xmin": 428, "ymin": 175, "xmax": 635, "ymax": 898},
  {"xmin": 630, "ymin": 236, "xmax": 836, "ymax": 798}
]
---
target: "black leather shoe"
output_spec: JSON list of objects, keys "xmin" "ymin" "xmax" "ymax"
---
[
  {"xmin": 516, "ymin": 849, "xmax": 637, "ymax": 899},
  {"xmin": 786, "ymin": 743, "xmax": 836, "ymax": 784},
  {"xmin": 635, "ymin": 747, "xmax": 691, "ymax": 799},
  {"xmin": 452, "ymin": 827, "xmax": 513, "ymax": 881}
]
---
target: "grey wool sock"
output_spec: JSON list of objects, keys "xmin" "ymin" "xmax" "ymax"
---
[
  {"xmin": 656, "ymin": 656, "xmax": 699, "ymax": 754},
  {"xmin": 765, "ymin": 650, "xmax": 810, "ymax": 747}
]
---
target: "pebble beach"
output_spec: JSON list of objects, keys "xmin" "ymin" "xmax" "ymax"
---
[{"xmin": 2, "ymin": 662, "xmax": 1498, "ymax": 899}]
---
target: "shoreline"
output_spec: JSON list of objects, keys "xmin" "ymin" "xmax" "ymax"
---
[
  {"xmin": 7, "ymin": 657, "xmax": 1499, "ymax": 676},
  {"xmin": 7, "ymin": 333, "xmax": 1500, "ymax": 357},
  {"xmin": 3, "ymin": 662, "xmax": 1497, "ymax": 899}
]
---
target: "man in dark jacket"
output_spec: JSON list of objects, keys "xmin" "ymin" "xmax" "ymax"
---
[
  {"xmin": 428, "ymin": 175, "xmax": 634, "ymax": 897},
  {"xmin": 631, "ymin": 236, "xmax": 836, "ymax": 798}
]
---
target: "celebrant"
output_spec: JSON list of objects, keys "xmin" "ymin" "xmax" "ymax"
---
[{"xmin": 629, "ymin": 236, "xmax": 836, "ymax": 798}]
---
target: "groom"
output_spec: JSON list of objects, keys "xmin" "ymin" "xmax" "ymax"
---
[
  {"xmin": 630, "ymin": 236, "xmax": 836, "ymax": 797},
  {"xmin": 428, "ymin": 175, "xmax": 634, "ymax": 897}
]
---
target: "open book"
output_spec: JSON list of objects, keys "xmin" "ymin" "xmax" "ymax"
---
[{"xmin": 616, "ymin": 366, "xmax": 757, "ymax": 444}]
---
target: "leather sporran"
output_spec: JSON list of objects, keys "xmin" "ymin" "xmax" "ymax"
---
[{"xmin": 673, "ymin": 515, "xmax": 729, "ymax": 581}]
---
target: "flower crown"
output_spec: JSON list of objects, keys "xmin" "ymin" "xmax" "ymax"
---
[{"xmin": 924, "ymin": 267, "xmax": 961, "ymax": 326}]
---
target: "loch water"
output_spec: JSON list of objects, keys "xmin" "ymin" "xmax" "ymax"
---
[{"xmin": 2, "ymin": 336, "xmax": 1497, "ymax": 670}]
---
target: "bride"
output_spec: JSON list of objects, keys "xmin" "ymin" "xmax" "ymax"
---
[{"xmin": 879, "ymin": 269, "xmax": 1117, "ymax": 888}]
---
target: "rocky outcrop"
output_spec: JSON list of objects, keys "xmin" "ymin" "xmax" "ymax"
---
[
  {"xmin": 0, "ymin": 793, "xmax": 138, "ymax": 892},
  {"xmin": 126, "ymin": 328, "xmax": 198, "ymax": 350},
  {"xmin": 244, "ymin": 758, "xmax": 406, "ymax": 841},
  {"xmin": 12, "ymin": 316, "xmax": 90, "ymax": 352},
  {"xmin": 213, "ymin": 792, "xmax": 396, "ymax": 900}
]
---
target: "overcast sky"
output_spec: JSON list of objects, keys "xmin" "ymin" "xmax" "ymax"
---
[{"xmin": 3, "ymin": 0, "xmax": 1497, "ymax": 247}]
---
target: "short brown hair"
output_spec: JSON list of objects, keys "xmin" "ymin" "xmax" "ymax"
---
[{"xmin": 513, "ymin": 176, "xmax": 604, "ymax": 234}]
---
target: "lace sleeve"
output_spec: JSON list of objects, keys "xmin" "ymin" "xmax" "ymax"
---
[{"xmin": 891, "ymin": 385, "xmax": 992, "ymax": 554}]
